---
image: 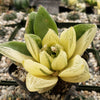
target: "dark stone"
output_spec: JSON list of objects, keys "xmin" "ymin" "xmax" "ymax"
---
[{"xmin": 86, "ymin": 6, "xmax": 94, "ymax": 14}]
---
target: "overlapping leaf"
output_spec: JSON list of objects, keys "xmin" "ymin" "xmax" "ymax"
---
[
  {"xmin": 74, "ymin": 24, "xmax": 96, "ymax": 40},
  {"xmin": 34, "ymin": 6, "xmax": 58, "ymax": 39},
  {"xmin": 23, "ymin": 59, "xmax": 53, "ymax": 77},
  {"xmin": 42, "ymin": 29, "xmax": 59, "ymax": 46},
  {"xmin": 74, "ymin": 24, "xmax": 97, "ymax": 56},
  {"xmin": 40, "ymin": 51, "xmax": 53, "ymax": 69},
  {"xmin": 60, "ymin": 27, "xmax": 76, "ymax": 59},
  {"xmin": 59, "ymin": 55, "xmax": 85, "ymax": 77},
  {"xmin": 26, "ymin": 73, "xmax": 58, "ymax": 93},
  {"xmin": 25, "ymin": 34, "xmax": 40, "ymax": 62},
  {"xmin": 25, "ymin": 12, "xmax": 37, "ymax": 34},
  {"xmin": 51, "ymin": 50, "xmax": 67, "ymax": 71},
  {"xmin": 0, "ymin": 41, "xmax": 32, "ymax": 64}
]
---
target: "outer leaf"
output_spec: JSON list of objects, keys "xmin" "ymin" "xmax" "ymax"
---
[
  {"xmin": 25, "ymin": 12, "xmax": 37, "ymax": 34},
  {"xmin": 23, "ymin": 59, "xmax": 53, "ymax": 77},
  {"xmin": 59, "ymin": 55, "xmax": 85, "ymax": 77},
  {"xmin": 0, "ymin": 41, "xmax": 32, "ymax": 64},
  {"xmin": 51, "ymin": 50, "xmax": 67, "ymax": 71},
  {"xmin": 25, "ymin": 34, "xmax": 40, "ymax": 62},
  {"xmin": 26, "ymin": 73, "xmax": 58, "ymax": 93},
  {"xmin": 34, "ymin": 6, "xmax": 58, "ymax": 39},
  {"xmin": 73, "ymin": 24, "xmax": 97, "ymax": 56},
  {"xmin": 60, "ymin": 27, "xmax": 76, "ymax": 59},
  {"xmin": 40, "ymin": 51, "xmax": 53, "ymax": 69},
  {"xmin": 42, "ymin": 29, "xmax": 59, "ymax": 46},
  {"xmin": 74, "ymin": 24, "xmax": 96, "ymax": 40},
  {"xmin": 60, "ymin": 59, "xmax": 90, "ymax": 83},
  {"xmin": 61, "ymin": 70, "xmax": 90, "ymax": 83}
]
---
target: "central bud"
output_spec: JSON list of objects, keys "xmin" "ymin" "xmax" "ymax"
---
[
  {"xmin": 42, "ymin": 44, "xmax": 62, "ymax": 58},
  {"xmin": 51, "ymin": 46, "xmax": 57, "ymax": 53},
  {"xmin": 46, "ymin": 44, "xmax": 60, "ymax": 58}
]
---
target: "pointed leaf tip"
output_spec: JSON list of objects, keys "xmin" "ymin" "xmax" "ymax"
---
[
  {"xmin": 74, "ymin": 24, "xmax": 97, "ymax": 40},
  {"xmin": 60, "ymin": 27, "xmax": 76, "ymax": 59},
  {"xmin": 42, "ymin": 29, "xmax": 59, "ymax": 46},
  {"xmin": 74, "ymin": 24, "xmax": 97, "ymax": 56},
  {"xmin": 0, "ymin": 41, "xmax": 32, "ymax": 64},
  {"xmin": 34, "ymin": 6, "xmax": 58, "ymax": 39},
  {"xmin": 24, "ymin": 34, "xmax": 40, "ymax": 62}
]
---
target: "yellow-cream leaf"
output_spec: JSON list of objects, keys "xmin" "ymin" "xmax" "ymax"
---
[
  {"xmin": 60, "ymin": 70, "xmax": 90, "ymax": 83},
  {"xmin": 60, "ymin": 59, "xmax": 90, "ymax": 83},
  {"xmin": 0, "ymin": 47, "xmax": 33, "ymax": 64},
  {"xmin": 42, "ymin": 29, "xmax": 59, "ymax": 46},
  {"xmin": 25, "ymin": 34, "xmax": 40, "ymax": 62},
  {"xmin": 59, "ymin": 55, "xmax": 85, "ymax": 77},
  {"xmin": 23, "ymin": 59, "xmax": 53, "ymax": 77},
  {"xmin": 40, "ymin": 51, "xmax": 53, "ymax": 69},
  {"xmin": 60, "ymin": 27, "xmax": 76, "ymax": 59},
  {"xmin": 51, "ymin": 50, "xmax": 67, "ymax": 71},
  {"xmin": 26, "ymin": 73, "xmax": 58, "ymax": 93},
  {"xmin": 61, "ymin": 54, "xmax": 90, "ymax": 83},
  {"xmin": 73, "ymin": 24, "xmax": 97, "ymax": 56}
]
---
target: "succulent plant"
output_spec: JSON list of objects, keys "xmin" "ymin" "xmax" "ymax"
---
[
  {"xmin": 3, "ymin": 11, "xmax": 17, "ymax": 21},
  {"xmin": 0, "ymin": 6, "xmax": 97, "ymax": 93},
  {"xmin": 67, "ymin": 12, "xmax": 80, "ymax": 20}
]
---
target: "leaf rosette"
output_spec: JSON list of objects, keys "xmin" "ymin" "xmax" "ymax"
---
[{"xmin": 0, "ymin": 6, "xmax": 97, "ymax": 93}]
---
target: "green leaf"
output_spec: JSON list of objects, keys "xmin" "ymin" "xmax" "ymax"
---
[
  {"xmin": 74, "ymin": 24, "xmax": 96, "ymax": 40},
  {"xmin": 0, "ymin": 41, "xmax": 32, "ymax": 64},
  {"xmin": 34, "ymin": 6, "xmax": 58, "ymax": 39},
  {"xmin": 25, "ymin": 12, "xmax": 37, "ymax": 34}
]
